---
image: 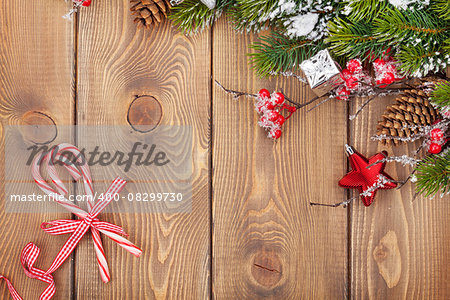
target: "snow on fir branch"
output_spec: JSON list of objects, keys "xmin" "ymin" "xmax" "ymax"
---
[
  {"xmin": 388, "ymin": 0, "xmax": 430, "ymax": 10},
  {"xmin": 170, "ymin": 0, "xmax": 449, "ymax": 78}
]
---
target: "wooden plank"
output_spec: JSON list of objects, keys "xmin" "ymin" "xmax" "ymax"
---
[
  {"xmin": 350, "ymin": 72, "xmax": 450, "ymax": 298},
  {"xmin": 0, "ymin": 0, "xmax": 74, "ymax": 299},
  {"xmin": 75, "ymin": 0, "xmax": 211, "ymax": 298},
  {"xmin": 212, "ymin": 17, "xmax": 348, "ymax": 299}
]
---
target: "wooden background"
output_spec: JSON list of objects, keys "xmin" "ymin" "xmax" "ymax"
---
[{"xmin": 0, "ymin": 1, "xmax": 448, "ymax": 299}]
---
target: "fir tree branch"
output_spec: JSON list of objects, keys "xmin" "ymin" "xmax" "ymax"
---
[
  {"xmin": 169, "ymin": 0, "xmax": 235, "ymax": 34},
  {"xmin": 415, "ymin": 151, "xmax": 450, "ymax": 197},
  {"xmin": 374, "ymin": 8, "xmax": 448, "ymax": 45},
  {"xmin": 397, "ymin": 44, "xmax": 450, "ymax": 77},
  {"xmin": 232, "ymin": 0, "xmax": 280, "ymax": 31},
  {"xmin": 430, "ymin": 81, "xmax": 450, "ymax": 109},
  {"xmin": 344, "ymin": 0, "xmax": 388, "ymax": 22},
  {"xmin": 326, "ymin": 17, "xmax": 385, "ymax": 60},
  {"xmin": 431, "ymin": 0, "xmax": 450, "ymax": 21},
  {"xmin": 249, "ymin": 32, "xmax": 324, "ymax": 77}
]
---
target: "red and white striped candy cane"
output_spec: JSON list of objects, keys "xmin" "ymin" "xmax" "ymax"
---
[
  {"xmin": 31, "ymin": 143, "xmax": 142, "ymax": 279},
  {"xmin": 0, "ymin": 143, "xmax": 142, "ymax": 299}
]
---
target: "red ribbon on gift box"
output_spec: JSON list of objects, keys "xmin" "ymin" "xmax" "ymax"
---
[{"xmin": 0, "ymin": 143, "xmax": 141, "ymax": 299}]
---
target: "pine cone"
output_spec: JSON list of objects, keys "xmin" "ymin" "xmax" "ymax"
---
[
  {"xmin": 130, "ymin": 0, "xmax": 171, "ymax": 29},
  {"xmin": 376, "ymin": 89, "xmax": 440, "ymax": 145}
]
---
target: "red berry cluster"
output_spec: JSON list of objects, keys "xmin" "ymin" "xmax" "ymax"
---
[
  {"xmin": 337, "ymin": 59, "xmax": 370, "ymax": 100},
  {"xmin": 428, "ymin": 127, "xmax": 447, "ymax": 154},
  {"xmin": 255, "ymin": 89, "xmax": 297, "ymax": 140},
  {"xmin": 82, "ymin": 0, "xmax": 91, "ymax": 6},
  {"xmin": 336, "ymin": 50, "xmax": 404, "ymax": 100},
  {"xmin": 373, "ymin": 49, "xmax": 403, "ymax": 87}
]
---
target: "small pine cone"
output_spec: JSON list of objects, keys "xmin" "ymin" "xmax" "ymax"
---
[
  {"xmin": 376, "ymin": 89, "xmax": 440, "ymax": 145},
  {"xmin": 130, "ymin": 0, "xmax": 171, "ymax": 29}
]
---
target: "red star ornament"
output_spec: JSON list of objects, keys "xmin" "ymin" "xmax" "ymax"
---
[{"xmin": 339, "ymin": 145, "xmax": 397, "ymax": 206}]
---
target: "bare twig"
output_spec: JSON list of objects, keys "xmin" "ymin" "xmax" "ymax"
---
[
  {"xmin": 366, "ymin": 155, "xmax": 420, "ymax": 168},
  {"xmin": 310, "ymin": 196, "xmax": 356, "ymax": 208},
  {"xmin": 349, "ymin": 95, "xmax": 377, "ymax": 120},
  {"xmin": 310, "ymin": 175, "xmax": 393, "ymax": 208},
  {"xmin": 306, "ymin": 96, "xmax": 334, "ymax": 112},
  {"xmin": 215, "ymin": 80, "xmax": 310, "ymax": 109},
  {"xmin": 215, "ymin": 80, "xmax": 257, "ymax": 99},
  {"xmin": 396, "ymin": 170, "xmax": 416, "ymax": 189},
  {"xmin": 272, "ymin": 71, "xmax": 308, "ymax": 84},
  {"xmin": 280, "ymin": 88, "xmax": 326, "ymax": 109}
]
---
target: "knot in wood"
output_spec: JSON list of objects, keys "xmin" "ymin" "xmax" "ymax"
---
[
  {"xmin": 251, "ymin": 249, "xmax": 282, "ymax": 288},
  {"xmin": 127, "ymin": 95, "xmax": 162, "ymax": 133},
  {"xmin": 20, "ymin": 111, "xmax": 57, "ymax": 144}
]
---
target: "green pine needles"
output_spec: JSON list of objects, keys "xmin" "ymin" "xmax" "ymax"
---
[
  {"xmin": 328, "ymin": 5, "xmax": 450, "ymax": 76},
  {"xmin": 415, "ymin": 151, "xmax": 450, "ymax": 197},
  {"xmin": 430, "ymin": 81, "xmax": 450, "ymax": 110},
  {"xmin": 169, "ymin": 0, "xmax": 235, "ymax": 34},
  {"xmin": 415, "ymin": 81, "xmax": 450, "ymax": 198},
  {"xmin": 326, "ymin": 18, "xmax": 383, "ymax": 60},
  {"xmin": 170, "ymin": 0, "xmax": 449, "ymax": 77},
  {"xmin": 248, "ymin": 33, "xmax": 324, "ymax": 77}
]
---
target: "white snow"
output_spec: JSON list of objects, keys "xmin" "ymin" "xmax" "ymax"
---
[
  {"xmin": 388, "ymin": 0, "xmax": 430, "ymax": 10},
  {"xmin": 285, "ymin": 13, "xmax": 319, "ymax": 38}
]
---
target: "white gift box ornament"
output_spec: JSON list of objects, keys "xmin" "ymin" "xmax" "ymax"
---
[{"xmin": 300, "ymin": 49, "xmax": 344, "ymax": 96}]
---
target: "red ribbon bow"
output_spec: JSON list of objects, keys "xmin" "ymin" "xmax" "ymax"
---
[{"xmin": 1, "ymin": 144, "xmax": 142, "ymax": 299}]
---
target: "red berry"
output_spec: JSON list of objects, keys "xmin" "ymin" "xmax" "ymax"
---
[
  {"xmin": 336, "ymin": 86, "xmax": 350, "ymax": 100},
  {"xmin": 341, "ymin": 69, "xmax": 352, "ymax": 79},
  {"xmin": 267, "ymin": 111, "xmax": 279, "ymax": 122},
  {"xmin": 347, "ymin": 59, "xmax": 362, "ymax": 74},
  {"xmin": 274, "ymin": 114, "xmax": 285, "ymax": 126},
  {"xmin": 345, "ymin": 76, "xmax": 358, "ymax": 89},
  {"xmin": 264, "ymin": 101, "xmax": 275, "ymax": 110},
  {"xmin": 273, "ymin": 92, "xmax": 285, "ymax": 105},
  {"xmin": 373, "ymin": 59, "xmax": 386, "ymax": 71},
  {"xmin": 260, "ymin": 116, "xmax": 267, "ymax": 123},
  {"xmin": 428, "ymin": 143, "xmax": 442, "ymax": 154},
  {"xmin": 269, "ymin": 129, "xmax": 282, "ymax": 139},
  {"xmin": 430, "ymin": 128, "xmax": 444, "ymax": 141},
  {"xmin": 259, "ymin": 89, "xmax": 270, "ymax": 99},
  {"xmin": 82, "ymin": 0, "xmax": 91, "ymax": 6},
  {"xmin": 381, "ymin": 72, "xmax": 395, "ymax": 85}
]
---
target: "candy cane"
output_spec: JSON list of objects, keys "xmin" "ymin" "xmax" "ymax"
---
[{"xmin": 0, "ymin": 143, "xmax": 142, "ymax": 299}]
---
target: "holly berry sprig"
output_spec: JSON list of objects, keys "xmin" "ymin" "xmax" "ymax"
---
[
  {"xmin": 215, "ymin": 81, "xmax": 303, "ymax": 140},
  {"xmin": 255, "ymin": 89, "xmax": 297, "ymax": 139},
  {"xmin": 336, "ymin": 53, "xmax": 404, "ymax": 101},
  {"xmin": 427, "ymin": 123, "xmax": 448, "ymax": 155}
]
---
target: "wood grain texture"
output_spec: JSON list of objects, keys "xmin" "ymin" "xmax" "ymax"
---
[
  {"xmin": 75, "ymin": 0, "xmax": 210, "ymax": 298},
  {"xmin": 350, "ymin": 71, "xmax": 450, "ymax": 299},
  {"xmin": 212, "ymin": 18, "xmax": 348, "ymax": 299},
  {"xmin": 0, "ymin": 0, "xmax": 74, "ymax": 299}
]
